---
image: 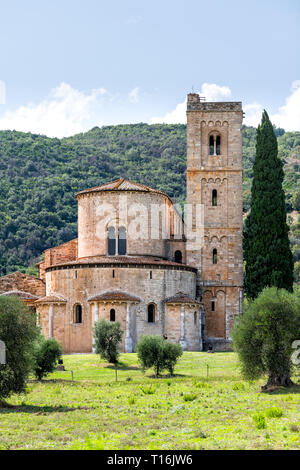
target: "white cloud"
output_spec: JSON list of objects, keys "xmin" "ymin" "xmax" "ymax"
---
[
  {"xmin": 201, "ymin": 83, "xmax": 232, "ymax": 101},
  {"xmin": 151, "ymin": 83, "xmax": 232, "ymax": 124},
  {"xmin": 152, "ymin": 81, "xmax": 300, "ymax": 131},
  {"xmin": 151, "ymin": 100, "xmax": 186, "ymax": 124},
  {"xmin": 1, "ymin": 81, "xmax": 299, "ymax": 137},
  {"xmin": 243, "ymin": 103, "xmax": 264, "ymax": 127},
  {"xmin": 0, "ymin": 83, "xmax": 146, "ymax": 137},
  {"xmin": 0, "ymin": 82, "xmax": 109, "ymax": 138},
  {"xmin": 243, "ymin": 82, "xmax": 300, "ymax": 130},
  {"xmin": 269, "ymin": 81, "xmax": 300, "ymax": 131},
  {"xmin": 128, "ymin": 87, "xmax": 139, "ymax": 104}
]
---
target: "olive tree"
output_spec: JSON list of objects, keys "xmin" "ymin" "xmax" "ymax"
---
[
  {"xmin": 0, "ymin": 297, "xmax": 39, "ymax": 403},
  {"xmin": 93, "ymin": 320, "xmax": 123, "ymax": 364},
  {"xmin": 232, "ymin": 287, "xmax": 300, "ymax": 389},
  {"xmin": 136, "ymin": 335, "xmax": 183, "ymax": 377},
  {"xmin": 33, "ymin": 336, "xmax": 62, "ymax": 381}
]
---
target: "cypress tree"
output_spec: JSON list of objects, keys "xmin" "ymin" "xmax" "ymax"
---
[{"xmin": 243, "ymin": 110, "xmax": 293, "ymax": 299}]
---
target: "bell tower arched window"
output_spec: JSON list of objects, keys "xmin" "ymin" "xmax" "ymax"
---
[
  {"xmin": 110, "ymin": 309, "xmax": 116, "ymax": 322},
  {"xmin": 118, "ymin": 227, "xmax": 127, "ymax": 255},
  {"xmin": 147, "ymin": 304, "xmax": 155, "ymax": 323},
  {"xmin": 174, "ymin": 250, "xmax": 182, "ymax": 264},
  {"xmin": 108, "ymin": 226, "xmax": 116, "ymax": 256},
  {"xmin": 216, "ymin": 135, "xmax": 221, "ymax": 155},
  {"xmin": 209, "ymin": 134, "xmax": 221, "ymax": 156},
  {"xmin": 209, "ymin": 135, "xmax": 214, "ymax": 155},
  {"xmin": 74, "ymin": 304, "xmax": 82, "ymax": 324},
  {"xmin": 213, "ymin": 249, "xmax": 218, "ymax": 265},
  {"xmin": 212, "ymin": 189, "xmax": 217, "ymax": 206}
]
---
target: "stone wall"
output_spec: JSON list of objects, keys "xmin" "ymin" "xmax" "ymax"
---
[
  {"xmin": 37, "ymin": 263, "xmax": 198, "ymax": 353},
  {"xmin": 0, "ymin": 272, "xmax": 45, "ymax": 297},
  {"xmin": 76, "ymin": 190, "xmax": 184, "ymax": 261},
  {"xmin": 165, "ymin": 304, "xmax": 201, "ymax": 350},
  {"xmin": 38, "ymin": 239, "xmax": 78, "ymax": 281}
]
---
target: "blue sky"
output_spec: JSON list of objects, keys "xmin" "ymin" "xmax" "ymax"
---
[{"xmin": 0, "ymin": 0, "xmax": 299, "ymax": 136}]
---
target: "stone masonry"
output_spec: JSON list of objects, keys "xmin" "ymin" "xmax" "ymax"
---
[{"xmin": 186, "ymin": 94, "xmax": 243, "ymax": 350}]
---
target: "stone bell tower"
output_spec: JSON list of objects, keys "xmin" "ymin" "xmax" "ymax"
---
[{"xmin": 186, "ymin": 93, "xmax": 243, "ymax": 349}]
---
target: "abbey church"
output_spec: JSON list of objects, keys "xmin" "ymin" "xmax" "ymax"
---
[{"xmin": 0, "ymin": 94, "xmax": 244, "ymax": 352}]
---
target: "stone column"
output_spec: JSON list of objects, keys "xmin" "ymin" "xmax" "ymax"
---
[
  {"xmin": 179, "ymin": 305, "xmax": 187, "ymax": 350},
  {"xmin": 198, "ymin": 309, "xmax": 203, "ymax": 351},
  {"xmin": 92, "ymin": 302, "xmax": 99, "ymax": 353},
  {"xmin": 125, "ymin": 302, "xmax": 133, "ymax": 353},
  {"xmin": 94, "ymin": 302, "xmax": 99, "ymax": 323},
  {"xmin": 49, "ymin": 304, "xmax": 53, "ymax": 339}
]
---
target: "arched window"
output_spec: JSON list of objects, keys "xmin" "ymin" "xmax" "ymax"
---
[
  {"xmin": 213, "ymin": 249, "xmax": 218, "ymax": 265},
  {"xmin": 209, "ymin": 135, "xmax": 214, "ymax": 155},
  {"xmin": 174, "ymin": 250, "xmax": 182, "ymax": 264},
  {"xmin": 209, "ymin": 134, "xmax": 221, "ymax": 156},
  {"xmin": 211, "ymin": 301, "xmax": 215, "ymax": 312},
  {"xmin": 74, "ymin": 304, "xmax": 82, "ymax": 324},
  {"xmin": 194, "ymin": 312, "xmax": 197, "ymax": 325},
  {"xmin": 108, "ymin": 226, "xmax": 116, "ymax": 256},
  {"xmin": 118, "ymin": 226, "xmax": 127, "ymax": 255},
  {"xmin": 147, "ymin": 304, "xmax": 155, "ymax": 323},
  {"xmin": 216, "ymin": 135, "xmax": 221, "ymax": 155},
  {"xmin": 212, "ymin": 189, "xmax": 217, "ymax": 206},
  {"xmin": 110, "ymin": 308, "xmax": 115, "ymax": 322}
]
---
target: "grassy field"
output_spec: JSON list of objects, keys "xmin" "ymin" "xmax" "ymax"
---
[{"xmin": 0, "ymin": 352, "xmax": 299, "ymax": 450}]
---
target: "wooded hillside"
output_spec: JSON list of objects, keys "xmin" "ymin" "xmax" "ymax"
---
[{"xmin": 0, "ymin": 124, "xmax": 299, "ymax": 280}]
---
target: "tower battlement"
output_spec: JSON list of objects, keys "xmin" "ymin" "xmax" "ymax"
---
[{"xmin": 187, "ymin": 93, "xmax": 242, "ymax": 112}]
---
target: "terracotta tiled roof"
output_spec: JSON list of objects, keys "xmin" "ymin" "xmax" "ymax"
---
[
  {"xmin": 35, "ymin": 294, "xmax": 67, "ymax": 304},
  {"xmin": 166, "ymin": 295, "xmax": 201, "ymax": 304},
  {"xmin": 88, "ymin": 291, "xmax": 141, "ymax": 302},
  {"xmin": 75, "ymin": 177, "xmax": 169, "ymax": 199},
  {"xmin": 0, "ymin": 290, "xmax": 39, "ymax": 300},
  {"xmin": 47, "ymin": 255, "xmax": 196, "ymax": 272}
]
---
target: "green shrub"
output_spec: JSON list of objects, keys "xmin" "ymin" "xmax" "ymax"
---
[
  {"xmin": 136, "ymin": 335, "xmax": 183, "ymax": 377},
  {"xmin": 233, "ymin": 382, "xmax": 246, "ymax": 391},
  {"xmin": 140, "ymin": 385, "xmax": 155, "ymax": 395},
  {"xmin": 33, "ymin": 337, "xmax": 62, "ymax": 381},
  {"xmin": 252, "ymin": 412, "xmax": 267, "ymax": 429},
  {"xmin": 265, "ymin": 406, "xmax": 283, "ymax": 418},
  {"xmin": 0, "ymin": 297, "xmax": 39, "ymax": 401},
  {"xmin": 195, "ymin": 381, "xmax": 212, "ymax": 389},
  {"xmin": 183, "ymin": 393, "xmax": 198, "ymax": 402},
  {"xmin": 128, "ymin": 396, "xmax": 136, "ymax": 405},
  {"xmin": 93, "ymin": 320, "xmax": 123, "ymax": 364}
]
